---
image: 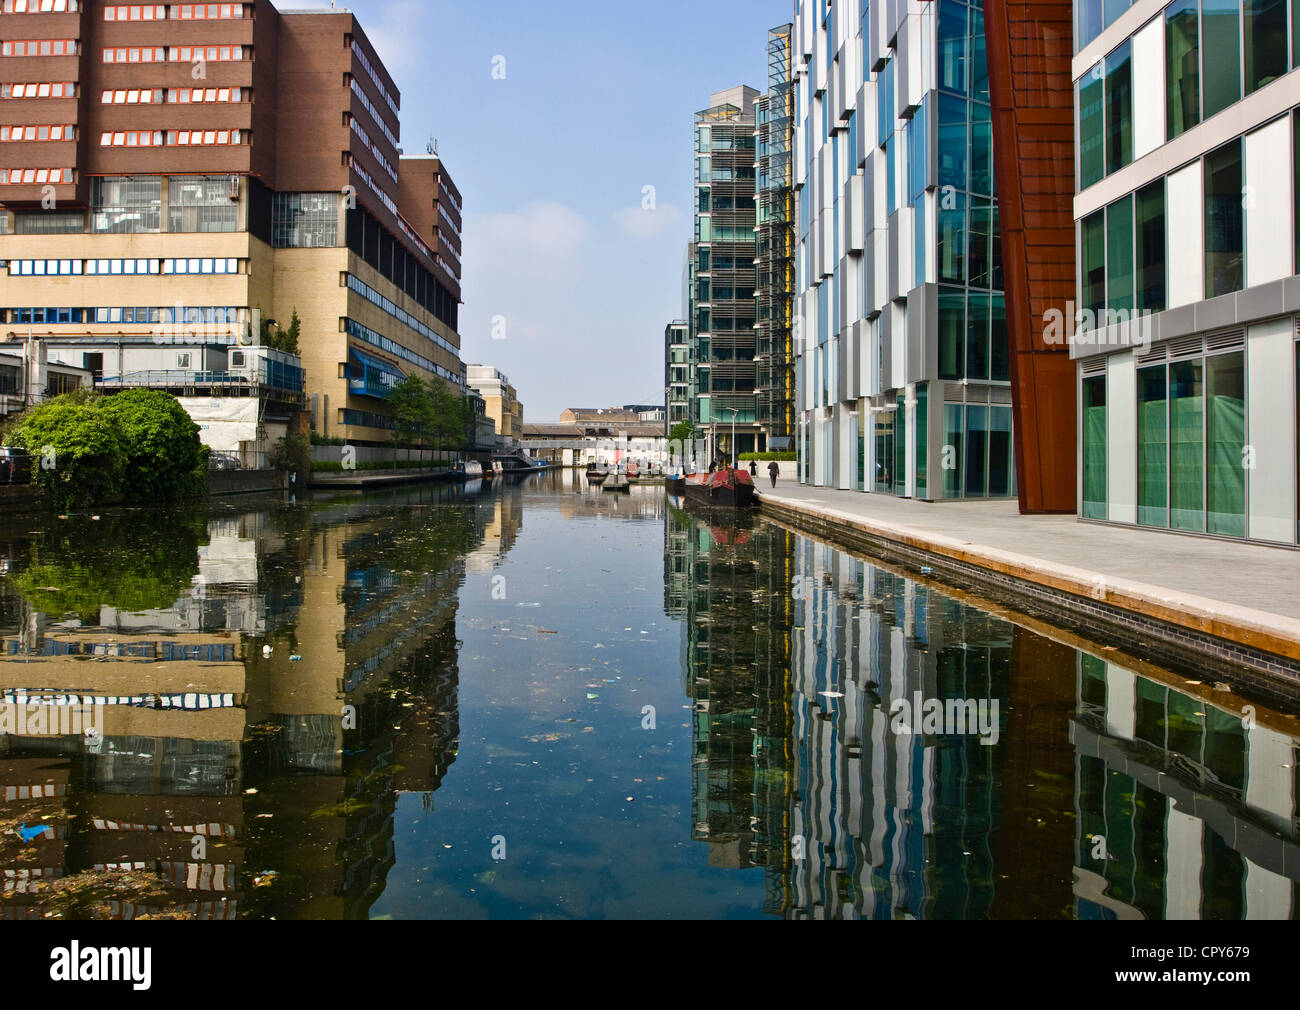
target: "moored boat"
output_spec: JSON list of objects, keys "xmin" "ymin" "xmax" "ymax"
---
[
  {"xmin": 450, "ymin": 460, "xmax": 485, "ymax": 481},
  {"xmin": 602, "ymin": 472, "xmax": 631, "ymax": 492},
  {"xmin": 586, "ymin": 463, "xmax": 608, "ymax": 485},
  {"xmin": 680, "ymin": 466, "xmax": 756, "ymax": 509}
]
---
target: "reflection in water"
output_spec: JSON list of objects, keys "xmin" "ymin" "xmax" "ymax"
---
[{"xmin": 0, "ymin": 473, "xmax": 1294, "ymax": 919}]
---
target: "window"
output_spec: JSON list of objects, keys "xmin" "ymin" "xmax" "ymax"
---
[
  {"xmin": 163, "ymin": 257, "xmax": 238, "ymax": 274},
  {"xmin": 1107, "ymin": 195, "xmax": 1134, "ymax": 313},
  {"xmin": 916, "ymin": 383, "xmax": 929, "ymax": 498},
  {"xmin": 102, "ymin": 89, "xmax": 164, "ymax": 104},
  {"xmin": 1, "ymin": 125, "xmax": 73, "ymax": 142},
  {"xmin": 91, "ymin": 176, "xmax": 161, "ymax": 233},
  {"xmin": 1105, "ymin": 40, "xmax": 1133, "ymax": 175},
  {"xmin": 1135, "ymin": 180, "xmax": 1166, "ymax": 312},
  {"xmin": 944, "ymin": 404, "xmax": 964, "ymax": 498},
  {"xmin": 3, "ymin": 1, "xmax": 79, "ymax": 10},
  {"xmin": 1170, "ymin": 359, "xmax": 1205, "ymax": 531},
  {"xmin": 1166, "ymin": 0, "xmax": 1200, "ymax": 139},
  {"xmin": 99, "ymin": 130, "xmax": 163, "ymax": 147},
  {"xmin": 168, "ymin": 176, "xmax": 239, "ymax": 232},
  {"xmin": 169, "ymin": 45, "xmax": 243, "ymax": 62},
  {"xmin": 102, "ymin": 47, "xmax": 166, "ymax": 63},
  {"xmin": 1078, "ymin": 0, "xmax": 1104, "ymax": 50},
  {"xmin": 14, "ymin": 210, "xmax": 82, "ymax": 232},
  {"xmin": 938, "ymin": 191, "xmax": 966, "ymax": 285},
  {"xmin": 2, "ymin": 168, "xmax": 73, "ymax": 185},
  {"xmin": 1138, "ymin": 365, "xmax": 1169, "ymax": 527},
  {"xmin": 938, "ymin": 4, "xmax": 967, "ymax": 95},
  {"xmin": 1202, "ymin": 0, "xmax": 1241, "ymax": 118},
  {"xmin": 939, "ymin": 288, "xmax": 965, "ymax": 379},
  {"xmin": 1295, "ymin": 110, "xmax": 1300, "ymax": 274},
  {"xmin": 1078, "ymin": 65, "xmax": 1104, "ymax": 189},
  {"xmin": 165, "ymin": 129, "xmax": 243, "ymax": 146},
  {"xmin": 7, "ymin": 259, "xmax": 82, "ymax": 276},
  {"xmin": 1243, "ymin": 0, "xmax": 1287, "ymax": 94},
  {"xmin": 1204, "ymin": 140, "xmax": 1244, "ymax": 297},
  {"xmin": 167, "ymin": 87, "xmax": 241, "ymax": 103},
  {"xmin": 1206, "ymin": 351, "xmax": 1246, "ymax": 536},
  {"xmin": 86, "ymin": 258, "xmax": 161, "ymax": 274},
  {"xmin": 1081, "ymin": 210, "xmax": 1106, "ymax": 318},
  {"xmin": 104, "ymin": 5, "xmax": 166, "ymax": 19},
  {"xmin": 1, "ymin": 40, "xmax": 76, "ymax": 56},
  {"xmin": 991, "ymin": 294, "xmax": 1008, "ymax": 381},
  {"xmin": 967, "ymin": 291, "xmax": 990, "ymax": 380},
  {"xmin": 171, "ymin": 3, "xmax": 244, "ymax": 17},
  {"xmin": 1082, "ymin": 375, "xmax": 1107, "ymax": 519},
  {"xmin": 2, "ymin": 82, "xmax": 75, "ymax": 99}
]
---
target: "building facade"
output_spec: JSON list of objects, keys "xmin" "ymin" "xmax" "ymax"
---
[
  {"xmin": 0, "ymin": 0, "xmax": 465, "ymax": 446},
  {"xmin": 792, "ymin": 0, "xmax": 1014, "ymax": 500},
  {"xmin": 755, "ymin": 24, "xmax": 797, "ymax": 453},
  {"xmin": 466, "ymin": 364, "xmax": 522, "ymax": 446},
  {"xmin": 665, "ymin": 319, "xmax": 690, "ymax": 430},
  {"xmin": 1072, "ymin": 0, "xmax": 1300, "ymax": 545},
  {"xmin": 691, "ymin": 85, "xmax": 762, "ymax": 463}
]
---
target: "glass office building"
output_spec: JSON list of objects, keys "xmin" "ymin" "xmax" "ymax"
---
[
  {"xmin": 1073, "ymin": 0, "xmax": 1300, "ymax": 544},
  {"xmin": 792, "ymin": 0, "xmax": 1014, "ymax": 499}
]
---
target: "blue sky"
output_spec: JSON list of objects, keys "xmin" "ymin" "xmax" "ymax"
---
[{"xmin": 280, "ymin": 0, "xmax": 792, "ymax": 419}]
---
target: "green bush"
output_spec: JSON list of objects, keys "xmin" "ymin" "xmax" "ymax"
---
[
  {"xmin": 740, "ymin": 452, "xmax": 797, "ymax": 462},
  {"xmin": 10, "ymin": 389, "xmax": 207, "ymax": 509},
  {"xmin": 271, "ymin": 432, "xmax": 312, "ymax": 476},
  {"xmin": 101, "ymin": 389, "xmax": 207, "ymax": 501}
]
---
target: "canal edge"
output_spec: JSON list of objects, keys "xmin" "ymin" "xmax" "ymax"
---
[{"xmin": 756, "ymin": 492, "xmax": 1300, "ymax": 700}]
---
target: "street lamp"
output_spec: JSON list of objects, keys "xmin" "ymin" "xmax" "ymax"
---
[{"xmin": 719, "ymin": 407, "xmax": 740, "ymax": 470}]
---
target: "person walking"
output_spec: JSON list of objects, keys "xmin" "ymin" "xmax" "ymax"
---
[
  {"xmin": 748, "ymin": 460, "xmax": 758, "ymax": 478},
  {"xmin": 767, "ymin": 460, "xmax": 779, "ymax": 489}
]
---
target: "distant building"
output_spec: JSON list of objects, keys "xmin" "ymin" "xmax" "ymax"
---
[
  {"xmin": 466, "ymin": 365, "xmax": 523, "ymax": 445},
  {"xmin": 665, "ymin": 320, "xmax": 690, "ymax": 430},
  {"xmin": 690, "ymin": 85, "xmax": 762, "ymax": 463}
]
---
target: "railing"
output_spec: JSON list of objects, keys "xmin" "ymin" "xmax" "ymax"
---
[{"xmin": 97, "ymin": 369, "xmax": 305, "ymax": 399}]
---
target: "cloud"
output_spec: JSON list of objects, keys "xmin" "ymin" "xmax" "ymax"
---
[
  {"xmin": 613, "ymin": 203, "xmax": 684, "ymax": 241},
  {"xmin": 466, "ymin": 200, "xmax": 591, "ymax": 277}
]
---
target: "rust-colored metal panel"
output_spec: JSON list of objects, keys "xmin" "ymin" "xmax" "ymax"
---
[{"xmin": 985, "ymin": 0, "xmax": 1078, "ymax": 514}]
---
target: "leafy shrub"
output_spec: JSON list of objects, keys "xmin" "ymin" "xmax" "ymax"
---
[{"xmin": 739, "ymin": 452, "xmax": 797, "ymax": 462}]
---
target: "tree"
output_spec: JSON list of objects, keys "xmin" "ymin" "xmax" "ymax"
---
[
  {"xmin": 11, "ymin": 396, "xmax": 126, "ymax": 509},
  {"xmin": 101, "ymin": 389, "xmax": 207, "ymax": 501},
  {"xmin": 277, "ymin": 309, "xmax": 301, "ymax": 356},
  {"xmin": 669, "ymin": 419, "xmax": 698, "ymax": 468},
  {"xmin": 388, "ymin": 375, "xmax": 433, "ymax": 463},
  {"xmin": 430, "ymin": 381, "xmax": 467, "ymax": 457},
  {"xmin": 270, "ymin": 431, "xmax": 311, "ymax": 477},
  {"xmin": 10, "ymin": 389, "xmax": 207, "ymax": 509}
]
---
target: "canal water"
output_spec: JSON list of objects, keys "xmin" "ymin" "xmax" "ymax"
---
[{"xmin": 0, "ymin": 470, "xmax": 1296, "ymax": 920}]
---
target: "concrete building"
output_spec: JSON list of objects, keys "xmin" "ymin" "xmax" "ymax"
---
[
  {"xmin": 792, "ymin": 1, "xmax": 1015, "ymax": 501},
  {"xmin": 1071, "ymin": 0, "xmax": 1300, "ymax": 545},
  {"xmin": 466, "ymin": 364, "xmax": 522, "ymax": 446},
  {"xmin": 0, "ymin": 0, "xmax": 466, "ymax": 447},
  {"xmin": 691, "ymin": 85, "xmax": 762, "ymax": 464}
]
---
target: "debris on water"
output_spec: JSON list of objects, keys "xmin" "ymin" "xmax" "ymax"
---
[
  {"xmin": 586, "ymin": 693, "xmax": 599, "ymax": 700},
  {"xmin": 290, "ymin": 655, "xmax": 303, "ymax": 662},
  {"xmin": 262, "ymin": 645, "xmax": 273, "ymax": 657}
]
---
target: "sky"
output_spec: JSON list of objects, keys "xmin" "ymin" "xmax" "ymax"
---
[{"xmin": 277, "ymin": 0, "xmax": 793, "ymax": 420}]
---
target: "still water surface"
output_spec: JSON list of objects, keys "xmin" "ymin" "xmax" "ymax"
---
[{"xmin": 1, "ymin": 470, "xmax": 1297, "ymax": 919}]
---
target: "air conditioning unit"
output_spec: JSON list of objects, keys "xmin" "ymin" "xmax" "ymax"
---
[{"xmin": 228, "ymin": 174, "xmax": 240, "ymax": 200}]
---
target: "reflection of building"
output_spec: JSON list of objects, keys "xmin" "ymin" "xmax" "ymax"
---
[
  {"xmin": 1073, "ymin": 656, "xmax": 1299, "ymax": 919},
  {"xmin": 0, "ymin": 482, "xmax": 494, "ymax": 920},
  {"xmin": 665, "ymin": 506, "xmax": 794, "ymax": 908}
]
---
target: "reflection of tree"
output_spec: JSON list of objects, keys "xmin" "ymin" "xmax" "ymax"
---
[{"xmin": 13, "ymin": 509, "xmax": 208, "ymax": 619}]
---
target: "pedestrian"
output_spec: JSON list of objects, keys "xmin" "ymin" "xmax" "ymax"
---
[
  {"xmin": 748, "ymin": 460, "xmax": 758, "ymax": 478},
  {"xmin": 708, "ymin": 458, "xmax": 718, "ymax": 475},
  {"xmin": 767, "ymin": 460, "xmax": 779, "ymax": 489}
]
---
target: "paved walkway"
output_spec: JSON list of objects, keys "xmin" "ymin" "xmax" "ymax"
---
[{"xmin": 757, "ymin": 482, "xmax": 1300, "ymax": 662}]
